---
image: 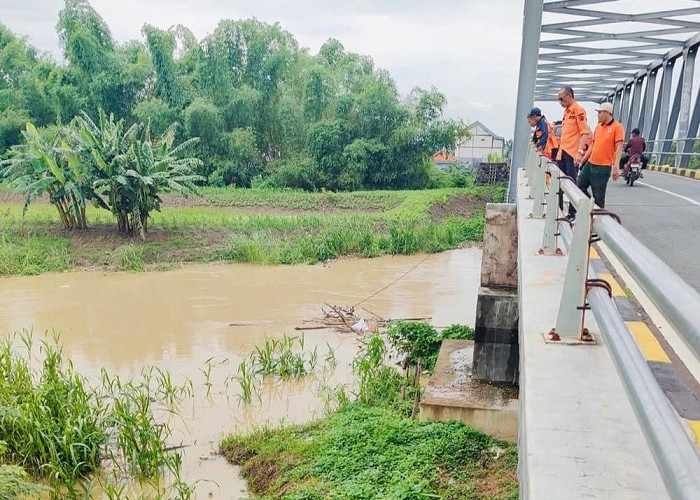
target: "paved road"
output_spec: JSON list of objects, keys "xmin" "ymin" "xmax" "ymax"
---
[{"xmin": 605, "ymin": 170, "xmax": 700, "ymax": 292}]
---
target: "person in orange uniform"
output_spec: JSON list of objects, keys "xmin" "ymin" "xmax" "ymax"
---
[
  {"xmin": 556, "ymin": 85, "xmax": 590, "ymax": 220},
  {"xmin": 578, "ymin": 102, "xmax": 623, "ymax": 209}
]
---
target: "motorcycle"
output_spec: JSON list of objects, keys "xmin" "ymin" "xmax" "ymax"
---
[{"xmin": 623, "ymin": 154, "xmax": 643, "ymax": 186}]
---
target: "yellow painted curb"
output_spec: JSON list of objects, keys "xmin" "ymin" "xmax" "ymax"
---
[
  {"xmin": 599, "ymin": 273, "xmax": 626, "ymax": 297},
  {"xmin": 654, "ymin": 164, "xmax": 700, "ymax": 180},
  {"xmin": 589, "ymin": 247, "xmax": 600, "ymax": 260},
  {"xmin": 689, "ymin": 420, "xmax": 700, "ymax": 447},
  {"xmin": 626, "ymin": 321, "xmax": 671, "ymax": 363}
]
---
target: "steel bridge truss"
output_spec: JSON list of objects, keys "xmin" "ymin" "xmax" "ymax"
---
[{"xmin": 536, "ymin": 0, "xmax": 700, "ymax": 167}]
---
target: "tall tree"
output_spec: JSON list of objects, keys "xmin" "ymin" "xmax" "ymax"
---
[
  {"xmin": 57, "ymin": 0, "xmax": 114, "ymax": 74},
  {"xmin": 143, "ymin": 25, "xmax": 180, "ymax": 108}
]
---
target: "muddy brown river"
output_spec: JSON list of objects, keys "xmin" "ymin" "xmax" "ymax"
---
[{"xmin": 0, "ymin": 248, "xmax": 481, "ymax": 499}]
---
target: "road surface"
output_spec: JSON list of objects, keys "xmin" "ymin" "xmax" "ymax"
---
[{"xmin": 605, "ymin": 170, "xmax": 700, "ymax": 292}]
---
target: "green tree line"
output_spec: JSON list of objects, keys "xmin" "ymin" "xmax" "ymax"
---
[{"xmin": 0, "ymin": 0, "xmax": 469, "ymax": 191}]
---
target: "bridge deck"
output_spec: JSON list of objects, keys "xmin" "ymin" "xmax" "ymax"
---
[{"xmin": 516, "ymin": 169, "xmax": 669, "ymax": 500}]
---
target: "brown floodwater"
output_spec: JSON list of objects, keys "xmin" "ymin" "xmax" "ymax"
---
[{"xmin": 0, "ymin": 248, "xmax": 482, "ymax": 499}]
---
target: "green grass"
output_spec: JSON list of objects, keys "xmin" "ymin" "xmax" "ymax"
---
[
  {"xmin": 230, "ymin": 334, "xmax": 336, "ymax": 405},
  {"xmin": 117, "ymin": 243, "xmax": 145, "ymax": 272},
  {"xmin": 192, "ymin": 187, "xmax": 406, "ymax": 211},
  {"xmin": 0, "ymin": 185, "xmax": 502, "ymax": 276},
  {"xmin": 221, "ymin": 404, "xmax": 518, "ymax": 500},
  {"xmin": 0, "ymin": 229, "xmax": 71, "ymax": 276}
]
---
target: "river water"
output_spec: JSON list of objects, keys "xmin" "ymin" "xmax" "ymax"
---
[{"xmin": 0, "ymin": 248, "xmax": 482, "ymax": 499}]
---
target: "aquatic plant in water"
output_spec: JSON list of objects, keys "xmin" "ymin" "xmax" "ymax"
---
[{"xmin": 0, "ymin": 329, "xmax": 195, "ymax": 498}]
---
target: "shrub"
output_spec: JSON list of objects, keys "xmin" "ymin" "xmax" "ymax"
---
[{"xmin": 268, "ymin": 157, "xmax": 320, "ymax": 190}]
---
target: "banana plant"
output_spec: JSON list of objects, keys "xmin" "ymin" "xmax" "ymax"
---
[
  {"xmin": 1, "ymin": 122, "xmax": 89, "ymax": 229},
  {"xmin": 2, "ymin": 110, "xmax": 203, "ymax": 238},
  {"xmin": 71, "ymin": 110, "xmax": 203, "ymax": 238},
  {"xmin": 122, "ymin": 122, "xmax": 203, "ymax": 237}
]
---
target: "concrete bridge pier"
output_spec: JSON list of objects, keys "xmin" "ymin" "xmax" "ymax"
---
[
  {"xmin": 473, "ymin": 203, "xmax": 519, "ymax": 384},
  {"xmin": 421, "ymin": 203, "xmax": 519, "ymax": 441}
]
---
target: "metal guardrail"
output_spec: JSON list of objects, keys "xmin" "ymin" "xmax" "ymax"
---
[
  {"xmin": 646, "ymin": 138, "xmax": 700, "ymax": 166},
  {"xmin": 523, "ymin": 146, "xmax": 700, "ymax": 500},
  {"xmin": 647, "ymin": 138, "xmax": 700, "ymax": 144},
  {"xmin": 594, "ymin": 217, "xmax": 700, "ymax": 362}
]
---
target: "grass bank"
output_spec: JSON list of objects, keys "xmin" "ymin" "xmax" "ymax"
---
[
  {"xmin": 221, "ymin": 330, "xmax": 517, "ymax": 500},
  {"xmin": 0, "ymin": 185, "xmax": 503, "ymax": 276},
  {"xmin": 222, "ymin": 404, "xmax": 517, "ymax": 500}
]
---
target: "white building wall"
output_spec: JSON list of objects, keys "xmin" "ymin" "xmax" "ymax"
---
[{"xmin": 456, "ymin": 123, "xmax": 505, "ymax": 162}]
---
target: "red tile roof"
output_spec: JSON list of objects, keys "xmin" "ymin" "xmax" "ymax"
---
[{"xmin": 431, "ymin": 151, "xmax": 458, "ymax": 162}]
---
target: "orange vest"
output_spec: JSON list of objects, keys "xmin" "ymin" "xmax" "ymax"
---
[{"xmin": 544, "ymin": 119, "xmax": 559, "ymax": 159}]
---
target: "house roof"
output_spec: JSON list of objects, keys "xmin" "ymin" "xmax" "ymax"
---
[
  {"xmin": 431, "ymin": 151, "xmax": 459, "ymax": 163},
  {"xmin": 468, "ymin": 121, "xmax": 505, "ymax": 141}
]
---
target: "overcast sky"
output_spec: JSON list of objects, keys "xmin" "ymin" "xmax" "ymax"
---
[
  {"xmin": 7, "ymin": 1, "xmax": 692, "ymax": 139},
  {"xmin": 1, "ymin": 0, "xmax": 537, "ymax": 138}
]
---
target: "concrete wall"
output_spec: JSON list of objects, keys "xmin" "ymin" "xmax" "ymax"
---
[{"xmin": 481, "ymin": 204, "xmax": 518, "ymax": 288}]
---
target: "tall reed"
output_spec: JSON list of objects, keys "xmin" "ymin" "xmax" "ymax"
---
[{"xmin": 0, "ymin": 330, "xmax": 195, "ymax": 498}]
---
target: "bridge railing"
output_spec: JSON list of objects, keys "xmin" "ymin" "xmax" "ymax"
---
[
  {"xmin": 523, "ymin": 146, "xmax": 700, "ymax": 500},
  {"xmin": 646, "ymin": 138, "xmax": 700, "ymax": 168}
]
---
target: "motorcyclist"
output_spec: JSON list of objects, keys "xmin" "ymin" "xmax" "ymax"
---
[{"xmin": 621, "ymin": 128, "xmax": 648, "ymax": 172}]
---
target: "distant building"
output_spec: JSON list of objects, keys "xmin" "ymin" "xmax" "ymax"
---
[
  {"xmin": 456, "ymin": 121, "xmax": 505, "ymax": 166},
  {"xmin": 431, "ymin": 150, "xmax": 459, "ymax": 170}
]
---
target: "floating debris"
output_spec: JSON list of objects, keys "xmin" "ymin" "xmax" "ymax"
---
[{"xmin": 294, "ymin": 303, "xmax": 431, "ymax": 334}]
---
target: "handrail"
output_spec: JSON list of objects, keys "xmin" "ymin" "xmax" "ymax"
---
[
  {"xmin": 587, "ymin": 287, "xmax": 700, "ymax": 500},
  {"xmin": 649, "ymin": 152, "xmax": 698, "ymax": 157},
  {"xmin": 647, "ymin": 138, "xmax": 700, "ymax": 144},
  {"xmin": 548, "ymin": 157, "xmax": 700, "ymax": 362},
  {"xmin": 523, "ymin": 147, "xmax": 700, "ymax": 499},
  {"xmin": 593, "ymin": 216, "xmax": 700, "ymax": 362},
  {"xmin": 557, "ymin": 223, "xmax": 700, "ymax": 500}
]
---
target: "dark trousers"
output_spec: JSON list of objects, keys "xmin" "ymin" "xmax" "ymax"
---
[
  {"xmin": 557, "ymin": 151, "xmax": 578, "ymax": 218},
  {"xmin": 577, "ymin": 162, "xmax": 611, "ymax": 209}
]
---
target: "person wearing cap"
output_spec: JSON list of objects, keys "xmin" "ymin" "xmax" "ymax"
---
[
  {"xmin": 556, "ymin": 85, "xmax": 590, "ymax": 220},
  {"xmin": 578, "ymin": 101, "xmax": 623, "ymax": 209},
  {"xmin": 528, "ymin": 107, "xmax": 558, "ymax": 160}
]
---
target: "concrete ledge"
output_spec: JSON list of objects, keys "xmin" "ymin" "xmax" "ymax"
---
[
  {"xmin": 516, "ymin": 169, "xmax": 669, "ymax": 500},
  {"xmin": 421, "ymin": 340, "xmax": 518, "ymax": 442},
  {"xmin": 649, "ymin": 164, "xmax": 700, "ymax": 180}
]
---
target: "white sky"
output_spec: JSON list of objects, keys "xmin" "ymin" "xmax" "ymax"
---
[
  {"xmin": 1, "ymin": 1, "xmax": 698, "ymax": 139},
  {"xmin": 0, "ymin": 0, "xmax": 526, "ymax": 139}
]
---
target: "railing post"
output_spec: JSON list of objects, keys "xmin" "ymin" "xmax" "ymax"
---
[
  {"xmin": 524, "ymin": 147, "xmax": 534, "ymax": 185},
  {"xmin": 528, "ymin": 150, "xmax": 539, "ymax": 199},
  {"xmin": 540, "ymin": 165, "xmax": 561, "ymax": 254},
  {"xmin": 553, "ymin": 197, "xmax": 593, "ymax": 339},
  {"xmin": 530, "ymin": 156, "xmax": 547, "ymax": 219}
]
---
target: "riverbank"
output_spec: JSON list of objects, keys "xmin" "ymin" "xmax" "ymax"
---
[
  {"xmin": 220, "ymin": 327, "xmax": 518, "ymax": 500},
  {"xmin": 0, "ymin": 186, "xmax": 501, "ymax": 276},
  {"xmin": 222, "ymin": 403, "xmax": 518, "ymax": 500},
  {"xmin": 0, "ymin": 246, "xmax": 517, "ymax": 499}
]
